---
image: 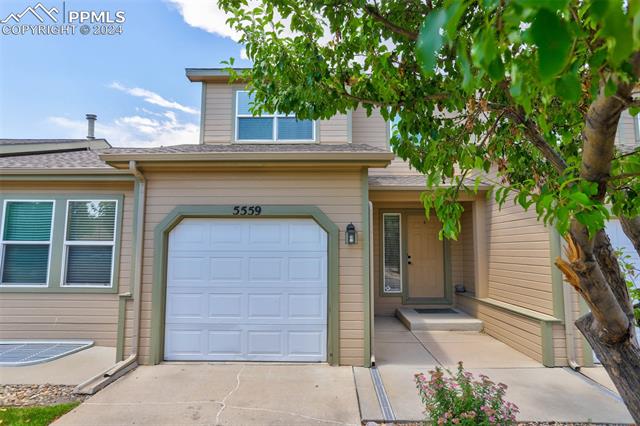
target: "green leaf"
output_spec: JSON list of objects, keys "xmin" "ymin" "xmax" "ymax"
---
[
  {"xmin": 416, "ymin": 9, "xmax": 448, "ymax": 76},
  {"xmin": 568, "ymin": 191, "xmax": 592, "ymax": 206},
  {"xmin": 605, "ymin": 78, "xmax": 617, "ymax": 97},
  {"xmin": 530, "ymin": 8, "xmax": 573, "ymax": 81},
  {"xmin": 630, "ymin": 106, "xmax": 640, "ymax": 117},
  {"xmin": 514, "ymin": 0, "xmax": 570, "ymax": 11},
  {"xmin": 555, "ymin": 72, "xmax": 581, "ymax": 102}
]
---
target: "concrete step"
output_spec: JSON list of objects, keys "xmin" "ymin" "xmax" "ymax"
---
[{"xmin": 396, "ymin": 307, "xmax": 483, "ymax": 332}]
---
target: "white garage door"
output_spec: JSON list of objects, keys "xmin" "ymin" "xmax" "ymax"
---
[{"xmin": 164, "ymin": 218, "xmax": 328, "ymax": 362}]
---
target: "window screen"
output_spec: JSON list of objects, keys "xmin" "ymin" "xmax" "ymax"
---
[
  {"xmin": 236, "ymin": 91, "xmax": 314, "ymax": 141},
  {"xmin": 1, "ymin": 201, "xmax": 53, "ymax": 286},
  {"xmin": 383, "ymin": 214, "xmax": 402, "ymax": 293},
  {"xmin": 63, "ymin": 200, "xmax": 116, "ymax": 287}
]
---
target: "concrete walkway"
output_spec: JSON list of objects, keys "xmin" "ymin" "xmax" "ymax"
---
[
  {"xmin": 0, "ymin": 346, "xmax": 115, "ymax": 385},
  {"xmin": 54, "ymin": 363, "xmax": 360, "ymax": 426},
  {"xmin": 359, "ymin": 316, "xmax": 633, "ymax": 424}
]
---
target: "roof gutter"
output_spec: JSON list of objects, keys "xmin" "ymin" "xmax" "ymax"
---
[
  {"xmin": 99, "ymin": 152, "xmax": 394, "ymax": 163},
  {"xmin": 128, "ymin": 160, "xmax": 146, "ymax": 358},
  {"xmin": 74, "ymin": 161, "xmax": 146, "ymax": 395}
]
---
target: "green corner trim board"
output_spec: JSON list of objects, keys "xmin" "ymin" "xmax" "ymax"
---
[
  {"xmin": 361, "ymin": 170, "xmax": 372, "ymax": 367},
  {"xmin": 149, "ymin": 205, "xmax": 341, "ymax": 366}
]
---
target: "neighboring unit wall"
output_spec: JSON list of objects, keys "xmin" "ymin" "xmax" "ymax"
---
[
  {"xmin": 485, "ymin": 195, "xmax": 555, "ymax": 316},
  {"xmin": 615, "ymin": 110, "xmax": 639, "ymax": 153},
  {"xmin": 351, "ymin": 107, "xmax": 388, "ymax": 150},
  {"xmin": 129, "ymin": 169, "xmax": 366, "ymax": 366},
  {"xmin": 456, "ymin": 189, "xmax": 564, "ymax": 366},
  {"xmin": 0, "ymin": 181, "xmax": 134, "ymax": 347}
]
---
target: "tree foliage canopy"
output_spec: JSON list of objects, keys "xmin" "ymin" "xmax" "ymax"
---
[{"xmin": 220, "ymin": 0, "xmax": 639, "ymax": 240}]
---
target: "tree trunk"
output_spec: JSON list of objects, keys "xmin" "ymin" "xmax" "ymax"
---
[
  {"xmin": 576, "ymin": 313, "xmax": 640, "ymax": 423},
  {"xmin": 620, "ymin": 215, "xmax": 640, "ymax": 258}
]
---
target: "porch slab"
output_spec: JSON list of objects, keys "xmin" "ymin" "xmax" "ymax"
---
[
  {"xmin": 396, "ymin": 307, "xmax": 484, "ymax": 332},
  {"xmin": 418, "ymin": 335, "xmax": 542, "ymax": 368},
  {"xmin": 360, "ymin": 317, "xmax": 633, "ymax": 424}
]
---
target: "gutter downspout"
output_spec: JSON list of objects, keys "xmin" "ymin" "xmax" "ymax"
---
[
  {"xmin": 74, "ymin": 161, "xmax": 146, "ymax": 395},
  {"xmin": 563, "ymin": 282, "xmax": 580, "ymax": 370},
  {"xmin": 369, "ymin": 201, "xmax": 375, "ymax": 366},
  {"xmin": 129, "ymin": 160, "xmax": 146, "ymax": 356}
]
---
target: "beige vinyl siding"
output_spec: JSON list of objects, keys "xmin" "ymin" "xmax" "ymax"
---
[
  {"xmin": 0, "ymin": 181, "xmax": 134, "ymax": 347},
  {"xmin": 202, "ymin": 83, "xmax": 234, "ymax": 144},
  {"xmin": 486, "ymin": 195, "xmax": 555, "ymax": 316},
  {"xmin": 369, "ymin": 157, "xmax": 423, "ymax": 177},
  {"xmin": 615, "ymin": 110, "xmax": 639, "ymax": 153},
  {"xmin": 319, "ymin": 114, "xmax": 349, "ymax": 144},
  {"xmin": 131, "ymin": 170, "xmax": 365, "ymax": 366},
  {"xmin": 456, "ymin": 295, "xmax": 543, "ymax": 362},
  {"xmin": 352, "ymin": 107, "xmax": 388, "ymax": 150}
]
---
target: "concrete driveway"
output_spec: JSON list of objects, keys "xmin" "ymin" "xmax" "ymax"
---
[
  {"xmin": 357, "ymin": 316, "xmax": 633, "ymax": 424},
  {"xmin": 54, "ymin": 363, "xmax": 360, "ymax": 426}
]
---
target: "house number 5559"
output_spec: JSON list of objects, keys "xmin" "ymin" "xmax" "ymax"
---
[{"xmin": 232, "ymin": 205, "xmax": 262, "ymax": 216}]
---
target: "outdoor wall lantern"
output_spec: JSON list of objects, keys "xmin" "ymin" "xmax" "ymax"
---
[{"xmin": 345, "ymin": 223, "xmax": 357, "ymax": 245}]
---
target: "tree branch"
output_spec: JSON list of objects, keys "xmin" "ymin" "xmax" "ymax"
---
[
  {"xmin": 504, "ymin": 108, "xmax": 568, "ymax": 173},
  {"xmin": 620, "ymin": 216, "xmax": 640, "ymax": 259},
  {"xmin": 363, "ymin": 5, "xmax": 418, "ymax": 41}
]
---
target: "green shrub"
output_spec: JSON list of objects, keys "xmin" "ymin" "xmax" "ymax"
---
[{"xmin": 415, "ymin": 362, "xmax": 519, "ymax": 425}]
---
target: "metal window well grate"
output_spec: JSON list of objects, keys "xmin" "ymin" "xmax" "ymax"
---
[{"xmin": 0, "ymin": 340, "xmax": 93, "ymax": 366}]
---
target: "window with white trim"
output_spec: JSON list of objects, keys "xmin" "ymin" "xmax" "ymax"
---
[
  {"xmin": 235, "ymin": 90, "xmax": 315, "ymax": 142},
  {"xmin": 1, "ymin": 200, "xmax": 54, "ymax": 286},
  {"xmin": 382, "ymin": 213, "xmax": 402, "ymax": 294},
  {"xmin": 62, "ymin": 200, "xmax": 117, "ymax": 287}
]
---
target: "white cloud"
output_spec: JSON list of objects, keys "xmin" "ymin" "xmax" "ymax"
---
[
  {"xmin": 165, "ymin": 0, "xmax": 333, "ymax": 60},
  {"xmin": 164, "ymin": 0, "xmax": 241, "ymax": 40},
  {"xmin": 109, "ymin": 82, "xmax": 199, "ymax": 115},
  {"xmin": 48, "ymin": 109, "xmax": 199, "ymax": 148}
]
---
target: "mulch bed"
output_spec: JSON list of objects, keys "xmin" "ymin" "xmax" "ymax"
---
[{"xmin": 0, "ymin": 384, "xmax": 88, "ymax": 407}]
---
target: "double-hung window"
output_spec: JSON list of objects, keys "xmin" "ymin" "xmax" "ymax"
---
[
  {"xmin": 1, "ymin": 201, "xmax": 54, "ymax": 286},
  {"xmin": 235, "ymin": 90, "xmax": 315, "ymax": 142},
  {"xmin": 382, "ymin": 213, "xmax": 402, "ymax": 294},
  {"xmin": 62, "ymin": 200, "xmax": 117, "ymax": 288}
]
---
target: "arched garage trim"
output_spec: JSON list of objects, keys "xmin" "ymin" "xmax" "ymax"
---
[{"xmin": 150, "ymin": 205, "xmax": 340, "ymax": 365}]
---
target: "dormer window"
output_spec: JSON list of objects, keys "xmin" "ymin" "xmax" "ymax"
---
[{"xmin": 235, "ymin": 90, "xmax": 315, "ymax": 142}]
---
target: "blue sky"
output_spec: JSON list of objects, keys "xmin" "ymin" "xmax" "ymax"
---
[{"xmin": 0, "ymin": 0, "xmax": 250, "ymax": 146}]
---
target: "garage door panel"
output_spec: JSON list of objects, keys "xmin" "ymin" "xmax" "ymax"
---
[
  {"xmin": 165, "ymin": 324, "xmax": 327, "ymax": 361},
  {"xmin": 248, "ymin": 257, "xmax": 285, "ymax": 281},
  {"xmin": 167, "ymin": 292, "xmax": 205, "ymax": 319},
  {"xmin": 208, "ymin": 293, "xmax": 243, "ymax": 319},
  {"xmin": 165, "ymin": 218, "xmax": 328, "ymax": 362},
  {"xmin": 168, "ymin": 256, "xmax": 208, "ymax": 283}
]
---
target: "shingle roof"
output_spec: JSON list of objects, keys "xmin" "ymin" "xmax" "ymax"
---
[
  {"xmin": 102, "ymin": 143, "xmax": 388, "ymax": 155},
  {"xmin": 368, "ymin": 175, "xmax": 427, "ymax": 188},
  {"xmin": 0, "ymin": 139, "xmax": 109, "ymax": 146},
  {"xmin": 0, "ymin": 150, "xmax": 112, "ymax": 169},
  {"xmin": 368, "ymin": 174, "xmax": 491, "ymax": 190}
]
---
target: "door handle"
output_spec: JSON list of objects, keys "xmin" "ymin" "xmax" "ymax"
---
[{"xmin": 407, "ymin": 254, "xmax": 412, "ymax": 265}]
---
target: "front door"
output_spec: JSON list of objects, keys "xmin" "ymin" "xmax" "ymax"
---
[{"xmin": 405, "ymin": 213, "xmax": 446, "ymax": 303}]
